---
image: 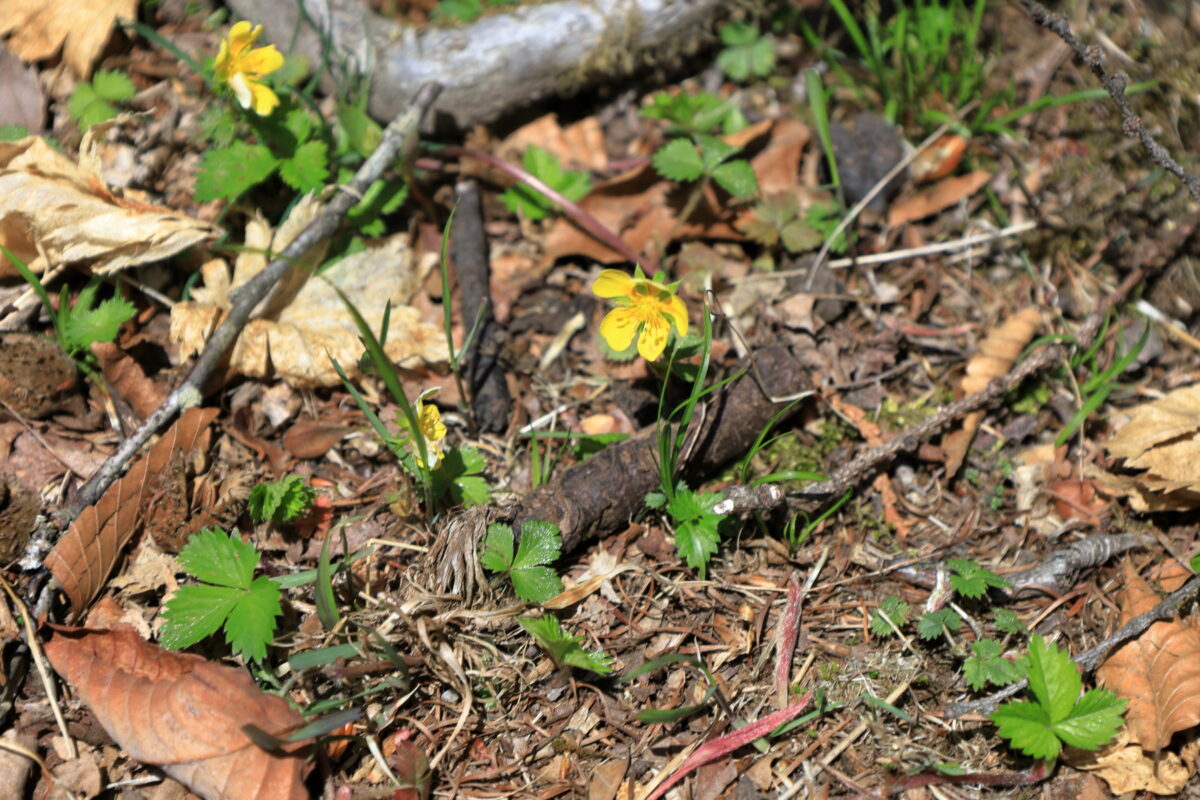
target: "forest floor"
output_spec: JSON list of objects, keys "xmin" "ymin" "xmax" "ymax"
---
[{"xmin": 3, "ymin": 0, "xmax": 1200, "ymax": 798}]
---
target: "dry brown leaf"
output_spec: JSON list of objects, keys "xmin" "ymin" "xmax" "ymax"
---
[
  {"xmin": 1097, "ymin": 560, "xmax": 1200, "ymax": 751},
  {"xmin": 1066, "ymin": 729, "xmax": 1193, "ymax": 795},
  {"xmin": 0, "ymin": 135, "xmax": 218, "ymax": 276},
  {"xmin": 45, "ymin": 407, "xmax": 219, "ymax": 618},
  {"xmin": 1105, "ymin": 384, "xmax": 1200, "ymax": 503},
  {"xmin": 886, "ymin": 169, "xmax": 992, "ymax": 226},
  {"xmin": 171, "ymin": 209, "xmax": 447, "ymax": 388},
  {"xmin": 45, "ymin": 626, "xmax": 309, "ymax": 800},
  {"xmin": 499, "ymin": 113, "xmax": 609, "ymax": 172},
  {"xmin": 0, "ymin": 0, "xmax": 136, "ymax": 77},
  {"xmin": 942, "ymin": 308, "xmax": 1042, "ymax": 474},
  {"xmin": 540, "ymin": 162, "xmax": 740, "ymax": 268},
  {"xmin": 282, "ymin": 419, "xmax": 352, "ymax": 460},
  {"xmin": 91, "ymin": 342, "xmax": 167, "ymax": 420},
  {"xmin": 749, "ymin": 119, "xmax": 810, "ymax": 195},
  {"xmin": 1086, "ymin": 463, "xmax": 1200, "ymax": 512}
]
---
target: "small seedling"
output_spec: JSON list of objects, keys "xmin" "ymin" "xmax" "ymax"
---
[
  {"xmin": 652, "ymin": 134, "xmax": 758, "ymax": 200},
  {"xmin": 517, "ymin": 615, "xmax": 614, "ymax": 675},
  {"xmin": 962, "ymin": 638, "xmax": 1022, "ymax": 691},
  {"xmin": 248, "ymin": 474, "xmax": 317, "ymax": 524},
  {"xmin": 480, "ymin": 521, "xmax": 564, "ymax": 604},
  {"xmin": 159, "ymin": 528, "xmax": 283, "ymax": 662},
  {"xmin": 870, "ymin": 596, "xmax": 911, "ymax": 638},
  {"xmin": 641, "ymin": 90, "xmax": 747, "ymax": 136},
  {"xmin": 990, "ymin": 635, "xmax": 1126, "ymax": 762},
  {"xmin": 916, "ymin": 608, "xmax": 962, "ymax": 642},
  {"xmin": 69, "ymin": 70, "xmax": 136, "ymax": 130},
  {"xmin": 499, "ymin": 145, "xmax": 591, "ymax": 221},
  {"xmin": 993, "ymin": 608, "xmax": 1027, "ymax": 635},
  {"xmin": 716, "ymin": 21, "xmax": 775, "ymax": 83},
  {"xmin": 645, "ymin": 486, "xmax": 729, "ymax": 580},
  {"xmin": 948, "ymin": 559, "xmax": 1009, "ymax": 599},
  {"xmin": 3, "ymin": 249, "xmax": 136, "ymax": 369}
]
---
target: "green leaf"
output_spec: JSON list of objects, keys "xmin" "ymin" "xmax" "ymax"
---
[
  {"xmin": 278, "ymin": 139, "xmax": 329, "ymax": 193},
  {"xmin": 433, "ymin": 0, "xmax": 482, "ymax": 22},
  {"xmin": 1054, "ymin": 689, "xmax": 1127, "ymax": 751},
  {"xmin": 990, "ymin": 635, "xmax": 1126, "ymax": 761},
  {"xmin": 432, "ymin": 446, "xmax": 491, "ymax": 508},
  {"xmin": 194, "ymin": 142, "xmax": 278, "ymax": 203},
  {"xmin": 248, "ymin": 475, "xmax": 316, "ymax": 524},
  {"xmin": 159, "ymin": 585, "xmax": 241, "ymax": 649},
  {"xmin": 993, "ymin": 608, "xmax": 1027, "ymax": 635},
  {"xmin": 480, "ymin": 523, "xmax": 515, "ymax": 573},
  {"xmin": 499, "ymin": 145, "xmax": 591, "ymax": 220},
  {"xmin": 991, "ymin": 700, "xmax": 1060, "ymax": 761},
  {"xmin": 963, "ymin": 639, "xmax": 1021, "ymax": 691},
  {"xmin": 668, "ymin": 489, "xmax": 725, "ymax": 580},
  {"xmin": 68, "ymin": 83, "xmax": 118, "ymax": 130},
  {"xmin": 916, "ymin": 608, "xmax": 961, "ymax": 641},
  {"xmin": 711, "ymin": 159, "xmax": 759, "ymax": 199},
  {"xmin": 652, "ymin": 138, "xmax": 704, "ymax": 182},
  {"xmin": 0, "ymin": 124, "xmax": 30, "ymax": 141},
  {"xmin": 222, "ymin": 576, "xmax": 283, "ymax": 661},
  {"xmin": 178, "ymin": 527, "xmax": 258, "ymax": 588},
  {"xmin": 870, "ymin": 596, "xmax": 910, "ymax": 638},
  {"xmin": 720, "ymin": 21, "xmax": 759, "ymax": 47},
  {"xmin": 92, "ymin": 70, "xmax": 136, "ymax": 102},
  {"xmin": 518, "ymin": 615, "xmax": 613, "ymax": 674},
  {"xmin": 337, "ymin": 103, "xmax": 383, "ymax": 158},
  {"xmin": 61, "ymin": 295, "xmax": 136, "ymax": 352},
  {"xmin": 1025, "ymin": 635, "xmax": 1080, "ymax": 724},
  {"xmin": 695, "ymin": 134, "xmax": 737, "ymax": 171},
  {"xmin": 948, "ymin": 559, "xmax": 1010, "ymax": 599}
]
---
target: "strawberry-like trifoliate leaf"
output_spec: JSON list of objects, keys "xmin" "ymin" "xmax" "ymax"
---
[
  {"xmin": 480, "ymin": 521, "xmax": 564, "ymax": 604},
  {"xmin": 652, "ymin": 138, "xmax": 704, "ymax": 182},
  {"xmin": 518, "ymin": 615, "xmax": 614, "ymax": 674}
]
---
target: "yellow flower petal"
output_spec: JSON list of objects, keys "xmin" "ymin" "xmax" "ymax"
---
[
  {"xmin": 663, "ymin": 294, "xmax": 688, "ymax": 338},
  {"xmin": 638, "ymin": 318, "xmax": 669, "ymax": 361},
  {"xmin": 248, "ymin": 81, "xmax": 280, "ymax": 115},
  {"xmin": 600, "ymin": 308, "xmax": 640, "ymax": 352},
  {"xmin": 241, "ymin": 45, "xmax": 285, "ymax": 77},
  {"xmin": 418, "ymin": 402, "xmax": 447, "ymax": 443},
  {"xmin": 592, "ymin": 269, "xmax": 636, "ymax": 299}
]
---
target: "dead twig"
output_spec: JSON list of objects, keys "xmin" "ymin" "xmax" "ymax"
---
[{"xmin": 1018, "ymin": 0, "xmax": 1200, "ymax": 202}]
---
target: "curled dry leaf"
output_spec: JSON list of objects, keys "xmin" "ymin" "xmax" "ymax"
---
[
  {"xmin": 1065, "ymin": 729, "xmax": 1194, "ymax": 795},
  {"xmin": 0, "ymin": 0, "xmax": 136, "ymax": 77},
  {"xmin": 886, "ymin": 169, "xmax": 992, "ymax": 227},
  {"xmin": 1105, "ymin": 384, "xmax": 1200, "ymax": 505},
  {"xmin": 171, "ymin": 202, "xmax": 447, "ymax": 388},
  {"xmin": 44, "ymin": 626, "xmax": 309, "ymax": 800},
  {"xmin": 0, "ymin": 135, "xmax": 218, "ymax": 276},
  {"xmin": 91, "ymin": 341, "xmax": 167, "ymax": 420},
  {"xmin": 1097, "ymin": 560, "xmax": 1200, "ymax": 751},
  {"xmin": 942, "ymin": 307, "xmax": 1042, "ymax": 475},
  {"xmin": 45, "ymin": 407, "xmax": 219, "ymax": 618}
]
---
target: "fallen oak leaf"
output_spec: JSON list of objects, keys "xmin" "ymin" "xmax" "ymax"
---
[
  {"xmin": 0, "ymin": 0, "xmax": 136, "ymax": 77},
  {"xmin": 44, "ymin": 626, "xmax": 310, "ymax": 800}
]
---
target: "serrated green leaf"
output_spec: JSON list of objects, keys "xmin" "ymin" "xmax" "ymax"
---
[
  {"xmin": 1026, "ymin": 635, "xmax": 1080, "ymax": 724},
  {"xmin": 92, "ymin": 70, "xmax": 136, "ymax": 102},
  {"xmin": 993, "ymin": 608, "xmax": 1027, "ymax": 635},
  {"xmin": 1053, "ymin": 689, "xmax": 1126, "ymax": 750},
  {"xmin": 223, "ymin": 576, "xmax": 282, "ymax": 661},
  {"xmin": 178, "ymin": 527, "xmax": 258, "ymax": 588},
  {"xmin": 338, "ymin": 103, "xmax": 383, "ymax": 158},
  {"xmin": 249, "ymin": 475, "xmax": 316, "ymax": 524},
  {"xmin": 780, "ymin": 219, "xmax": 823, "ymax": 253},
  {"xmin": 652, "ymin": 138, "xmax": 704, "ymax": 182},
  {"xmin": 870, "ymin": 596, "xmax": 910, "ymax": 637},
  {"xmin": 675, "ymin": 518, "xmax": 720, "ymax": 579},
  {"xmin": 194, "ymin": 142, "xmax": 278, "ymax": 203},
  {"xmin": 282, "ymin": 107, "xmax": 314, "ymax": 143},
  {"xmin": 513, "ymin": 520, "xmax": 561, "ymax": 569},
  {"xmin": 509, "ymin": 566, "xmax": 563, "ymax": 604},
  {"xmin": 68, "ymin": 83, "xmax": 117, "ymax": 130},
  {"xmin": 159, "ymin": 584, "xmax": 242, "ymax": 649},
  {"xmin": 695, "ymin": 134, "xmax": 737, "ymax": 170},
  {"xmin": 518, "ymin": 615, "xmax": 613, "ymax": 674},
  {"xmin": 750, "ymin": 38, "xmax": 775, "ymax": 77},
  {"xmin": 279, "ymin": 139, "xmax": 329, "ymax": 193},
  {"xmin": 963, "ymin": 639, "xmax": 1021, "ymax": 691},
  {"xmin": 480, "ymin": 523, "xmax": 515, "ymax": 573},
  {"xmin": 712, "ymin": 160, "xmax": 758, "ymax": 199},
  {"xmin": 916, "ymin": 608, "xmax": 961, "ymax": 641},
  {"xmin": 948, "ymin": 558, "xmax": 1009, "ymax": 599},
  {"xmin": 666, "ymin": 488, "xmax": 706, "ymax": 522},
  {"xmin": 717, "ymin": 47, "xmax": 752, "ymax": 83},
  {"xmin": 720, "ymin": 21, "xmax": 758, "ymax": 47},
  {"xmin": 62, "ymin": 295, "xmax": 136, "ymax": 352},
  {"xmin": 991, "ymin": 700, "xmax": 1060, "ymax": 760}
]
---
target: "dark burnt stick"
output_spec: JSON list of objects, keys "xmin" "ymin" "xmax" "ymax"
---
[
  {"xmin": 513, "ymin": 345, "xmax": 809, "ymax": 553},
  {"xmin": 451, "ymin": 181, "xmax": 511, "ymax": 433}
]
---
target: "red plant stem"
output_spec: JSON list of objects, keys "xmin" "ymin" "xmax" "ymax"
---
[{"xmin": 428, "ymin": 146, "xmax": 651, "ymax": 270}]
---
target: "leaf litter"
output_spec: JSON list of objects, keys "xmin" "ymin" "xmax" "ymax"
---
[{"xmin": 4, "ymin": 1, "xmax": 1200, "ymax": 799}]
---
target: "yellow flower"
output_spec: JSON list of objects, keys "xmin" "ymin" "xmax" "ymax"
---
[
  {"xmin": 413, "ymin": 399, "xmax": 446, "ymax": 468},
  {"xmin": 214, "ymin": 21, "xmax": 284, "ymax": 115},
  {"xmin": 593, "ymin": 268, "xmax": 688, "ymax": 361}
]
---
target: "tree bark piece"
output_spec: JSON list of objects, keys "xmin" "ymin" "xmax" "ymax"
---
[
  {"xmin": 451, "ymin": 180, "xmax": 511, "ymax": 433},
  {"xmin": 226, "ymin": 0, "xmax": 722, "ymax": 129},
  {"xmin": 514, "ymin": 345, "xmax": 808, "ymax": 553}
]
